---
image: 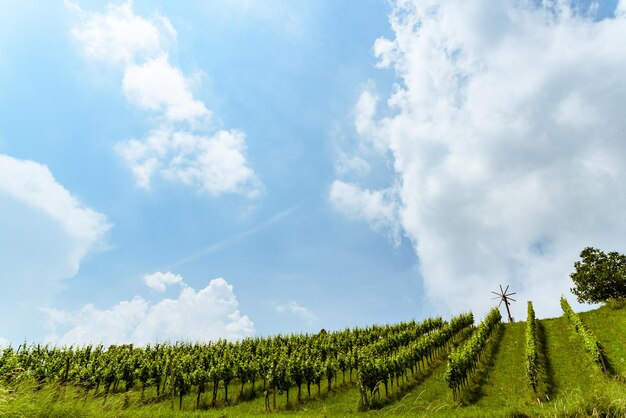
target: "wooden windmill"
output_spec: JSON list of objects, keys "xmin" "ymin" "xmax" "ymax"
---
[{"xmin": 492, "ymin": 284, "xmax": 516, "ymax": 322}]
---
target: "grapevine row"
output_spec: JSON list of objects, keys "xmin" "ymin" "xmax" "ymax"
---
[
  {"xmin": 525, "ymin": 301, "xmax": 539, "ymax": 392},
  {"xmin": 358, "ymin": 312, "xmax": 473, "ymax": 408},
  {"xmin": 444, "ymin": 307, "xmax": 501, "ymax": 398},
  {"xmin": 560, "ymin": 297, "xmax": 606, "ymax": 372},
  {"xmin": 0, "ymin": 317, "xmax": 444, "ymax": 411}
]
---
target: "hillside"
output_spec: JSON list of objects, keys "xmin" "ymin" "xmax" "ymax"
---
[{"xmin": 0, "ymin": 303, "xmax": 624, "ymax": 417}]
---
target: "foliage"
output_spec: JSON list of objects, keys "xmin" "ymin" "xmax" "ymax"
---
[
  {"xmin": 0, "ymin": 317, "xmax": 444, "ymax": 412},
  {"xmin": 358, "ymin": 313, "xmax": 473, "ymax": 408},
  {"xmin": 560, "ymin": 297, "xmax": 605, "ymax": 371},
  {"xmin": 2, "ymin": 304, "xmax": 626, "ymax": 416},
  {"xmin": 570, "ymin": 247, "xmax": 626, "ymax": 303},
  {"xmin": 525, "ymin": 301, "xmax": 539, "ymax": 393},
  {"xmin": 444, "ymin": 307, "xmax": 501, "ymax": 398}
]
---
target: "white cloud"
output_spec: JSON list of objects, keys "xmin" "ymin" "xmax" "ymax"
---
[
  {"xmin": 115, "ymin": 128, "xmax": 263, "ymax": 197},
  {"xmin": 329, "ymin": 180, "xmax": 400, "ymax": 244},
  {"xmin": 619, "ymin": 0, "xmax": 626, "ymax": 17},
  {"xmin": 122, "ymin": 55, "xmax": 210, "ymax": 123},
  {"xmin": 0, "ymin": 154, "xmax": 110, "ymax": 274},
  {"xmin": 143, "ymin": 271, "xmax": 183, "ymax": 292},
  {"xmin": 335, "ymin": 153, "xmax": 371, "ymax": 177},
  {"xmin": 354, "ymin": 89, "xmax": 379, "ymax": 143},
  {"xmin": 335, "ymin": 1, "xmax": 626, "ymax": 318},
  {"xmin": 0, "ymin": 154, "xmax": 110, "ymax": 343},
  {"xmin": 0, "ymin": 337, "xmax": 8, "ymax": 347},
  {"xmin": 44, "ymin": 277, "xmax": 254, "ymax": 345},
  {"xmin": 273, "ymin": 301, "xmax": 318, "ymax": 325},
  {"xmin": 67, "ymin": 0, "xmax": 173, "ymax": 65},
  {"xmin": 69, "ymin": 1, "xmax": 261, "ymax": 197}
]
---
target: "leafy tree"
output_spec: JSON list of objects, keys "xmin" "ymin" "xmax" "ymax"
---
[{"xmin": 570, "ymin": 247, "xmax": 626, "ymax": 303}]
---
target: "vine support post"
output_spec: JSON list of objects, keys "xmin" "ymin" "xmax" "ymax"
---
[{"xmin": 169, "ymin": 358, "xmax": 174, "ymax": 410}]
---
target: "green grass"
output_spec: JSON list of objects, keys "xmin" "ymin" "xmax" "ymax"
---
[
  {"xmin": 579, "ymin": 303, "xmax": 626, "ymax": 380},
  {"xmin": 2, "ymin": 303, "xmax": 625, "ymax": 417}
]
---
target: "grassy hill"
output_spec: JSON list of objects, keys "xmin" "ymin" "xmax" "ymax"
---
[{"xmin": 1, "ymin": 303, "xmax": 624, "ymax": 417}]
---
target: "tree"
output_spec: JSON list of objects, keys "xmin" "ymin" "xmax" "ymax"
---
[{"xmin": 570, "ymin": 247, "xmax": 626, "ymax": 303}]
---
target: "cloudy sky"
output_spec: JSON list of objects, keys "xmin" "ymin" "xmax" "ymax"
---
[{"xmin": 1, "ymin": 0, "xmax": 624, "ymax": 345}]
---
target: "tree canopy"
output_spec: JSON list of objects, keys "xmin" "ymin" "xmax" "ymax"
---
[{"xmin": 570, "ymin": 247, "xmax": 626, "ymax": 304}]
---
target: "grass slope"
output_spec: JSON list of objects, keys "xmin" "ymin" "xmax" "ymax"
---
[
  {"xmin": 580, "ymin": 303, "xmax": 626, "ymax": 379},
  {"xmin": 1, "ymin": 304, "xmax": 625, "ymax": 417},
  {"xmin": 374, "ymin": 321, "xmax": 540, "ymax": 417}
]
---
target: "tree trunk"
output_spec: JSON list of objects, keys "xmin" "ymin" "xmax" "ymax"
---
[
  {"xmin": 63, "ymin": 358, "xmax": 70, "ymax": 384},
  {"xmin": 103, "ymin": 384, "xmax": 110, "ymax": 405},
  {"xmin": 273, "ymin": 388, "xmax": 277, "ymax": 410}
]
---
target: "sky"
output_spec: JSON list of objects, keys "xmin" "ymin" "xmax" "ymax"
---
[{"xmin": 0, "ymin": 0, "xmax": 625, "ymax": 346}]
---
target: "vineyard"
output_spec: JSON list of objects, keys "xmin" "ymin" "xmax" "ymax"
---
[{"xmin": 1, "ymin": 300, "xmax": 625, "ymax": 417}]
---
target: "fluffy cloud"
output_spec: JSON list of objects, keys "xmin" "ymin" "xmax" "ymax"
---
[
  {"xmin": 0, "ymin": 154, "xmax": 110, "ymax": 275},
  {"xmin": 122, "ymin": 55, "xmax": 210, "ymax": 123},
  {"xmin": 115, "ymin": 128, "xmax": 262, "ymax": 196},
  {"xmin": 143, "ymin": 271, "xmax": 182, "ymax": 292},
  {"xmin": 334, "ymin": 1, "xmax": 626, "ymax": 318},
  {"xmin": 0, "ymin": 337, "xmax": 8, "ymax": 347},
  {"xmin": 329, "ymin": 180, "xmax": 400, "ymax": 244},
  {"xmin": 69, "ymin": 1, "xmax": 261, "ymax": 197},
  {"xmin": 0, "ymin": 154, "xmax": 110, "ymax": 343},
  {"xmin": 44, "ymin": 277, "xmax": 254, "ymax": 345},
  {"xmin": 335, "ymin": 153, "xmax": 371, "ymax": 177},
  {"xmin": 273, "ymin": 301, "xmax": 318, "ymax": 325},
  {"xmin": 67, "ymin": 0, "xmax": 173, "ymax": 64}
]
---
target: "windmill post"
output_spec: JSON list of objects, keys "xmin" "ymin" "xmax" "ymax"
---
[{"xmin": 492, "ymin": 284, "xmax": 516, "ymax": 322}]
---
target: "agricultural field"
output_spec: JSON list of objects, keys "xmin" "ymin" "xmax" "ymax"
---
[{"xmin": 1, "ymin": 301, "xmax": 625, "ymax": 417}]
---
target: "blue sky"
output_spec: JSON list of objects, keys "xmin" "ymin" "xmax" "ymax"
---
[{"xmin": 1, "ymin": 0, "xmax": 625, "ymax": 345}]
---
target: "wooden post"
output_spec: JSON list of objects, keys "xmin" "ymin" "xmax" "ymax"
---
[
  {"xmin": 504, "ymin": 298, "xmax": 513, "ymax": 323},
  {"xmin": 170, "ymin": 358, "xmax": 174, "ymax": 410}
]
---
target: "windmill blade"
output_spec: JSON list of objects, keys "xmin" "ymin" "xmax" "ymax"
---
[
  {"xmin": 508, "ymin": 297, "xmax": 517, "ymax": 302},
  {"xmin": 491, "ymin": 291, "xmax": 501, "ymax": 296},
  {"xmin": 505, "ymin": 285, "xmax": 510, "ymax": 294},
  {"xmin": 492, "ymin": 296, "xmax": 501, "ymax": 300},
  {"xmin": 498, "ymin": 299, "xmax": 503, "ymax": 307},
  {"xmin": 506, "ymin": 292, "xmax": 517, "ymax": 296},
  {"xmin": 500, "ymin": 284, "xmax": 504, "ymax": 294}
]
